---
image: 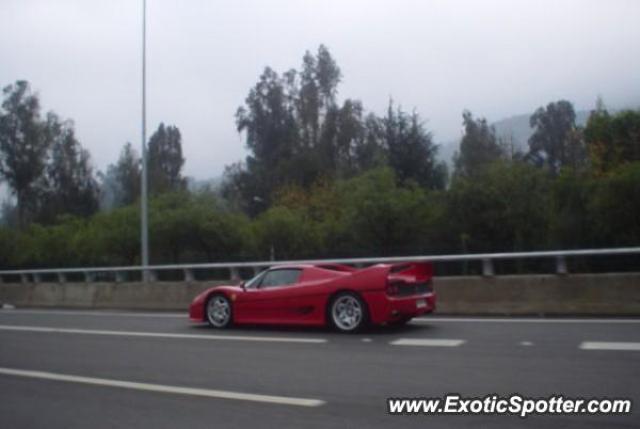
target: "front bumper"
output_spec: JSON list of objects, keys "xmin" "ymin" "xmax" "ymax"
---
[{"xmin": 189, "ymin": 294, "xmax": 206, "ymax": 322}]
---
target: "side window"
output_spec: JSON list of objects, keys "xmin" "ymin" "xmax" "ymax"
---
[
  {"xmin": 259, "ymin": 269, "xmax": 302, "ymax": 289},
  {"xmin": 244, "ymin": 270, "xmax": 266, "ymax": 289}
]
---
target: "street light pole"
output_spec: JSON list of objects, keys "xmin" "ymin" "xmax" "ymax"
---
[{"xmin": 140, "ymin": 0, "xmax": 149, "ymax": 281}]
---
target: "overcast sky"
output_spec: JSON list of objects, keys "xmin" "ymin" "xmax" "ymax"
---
[{"xmin": 0, "ymin": 0, "xmax": 639, "ymax": 181}]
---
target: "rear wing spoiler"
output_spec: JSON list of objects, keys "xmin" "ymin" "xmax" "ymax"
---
[
  {"xmin": 316, "ymin": 264, "xmax": 358, "ymax": 272},
  {"xmin": 315, "ymin": 261, "xmax": 433, "ymax": 284},
  {"xmin": 387, "ymin": 262, "xmax": 433, "ymax": 281}
]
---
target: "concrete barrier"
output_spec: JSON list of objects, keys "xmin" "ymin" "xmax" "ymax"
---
[
  {"xmin": 0, "ymin": 281, "xmax": 224, "ymax": 311},
  {"xmin": 0, "ymin": 273, "xmax": 639, "ymax": 315},
  {"xmin": 435, "ymin": 273, "xmax": 640, "ymax": 315}
]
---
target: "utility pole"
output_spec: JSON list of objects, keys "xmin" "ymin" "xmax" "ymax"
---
[{"xmin": 140, "ymin": 0, "xmax": 150, "ymax": 281}]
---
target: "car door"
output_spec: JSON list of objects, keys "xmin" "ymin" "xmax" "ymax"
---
[{"xmin": 234, "ymin": 268, "xmax": 302, "ymax": 324}]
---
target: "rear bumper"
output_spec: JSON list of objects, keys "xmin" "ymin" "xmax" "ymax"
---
[{"xmin": 363, "ymin": 291, "xmax": 436, "ymax": 324}]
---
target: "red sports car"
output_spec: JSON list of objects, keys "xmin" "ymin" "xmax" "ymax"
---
[{"xmin": 189, "ymin": 262, "xmax": 436, "ymax": 332}]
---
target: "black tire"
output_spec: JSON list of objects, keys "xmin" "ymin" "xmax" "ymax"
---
[
  {"xmin": 205, "ymin": 294, "xmax": 233, "ymax": 329},
  {"xmin": 328, "ymin": 291, "xmax": 368, "ymax": 333}
]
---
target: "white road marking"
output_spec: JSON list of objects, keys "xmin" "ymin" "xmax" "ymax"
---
[
  {"xmin": 0, "ymin": 367, "xmax": 325, "ymax": 407},
  {"xmin": 413, "ymin": 317, "xmax": 640, "ymax": 324},
  {"xmin": 4, "ymin": 310, "xmax": 639, "ymax": 324},
  {"xmin": 0, "ymin": 325, "xmax": 327, "ymax": 344},
  {"xmin": 580, "ymin": 341, "xmax": 640, "ymax": 351},
  {"xmin": 361, "ymin": 338, "xmax": 372, "ymax": 343},
  {"xmin": 519, "ymin": 341, "xmax": 534, "ymax": 347},
  {"xmin": 390, "ymin": 338, "xmax": 465, "ymax": 347},
  {"xmin": 0, "ymin": 309, "xmax": 184, "ymax": 318}
]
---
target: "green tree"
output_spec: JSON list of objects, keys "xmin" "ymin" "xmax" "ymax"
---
[
  {"xmin": 102, "ymin": 142, "xmax": 142, "ymax": 208},
  {"xmin": 549, "ymin": 170, "xmax": 593, "ymax": 248},
  {"xmin": 230, "ymin": 46, "xmax": 363, "ymax": 214},
  {"xmin": 293, "ymin": 44, "xmax": 342, "ymax": 143},
  {"xmin": 191, "ymin": 198, "xmax": 253, "ymax": 261},
  {"xmin": 0, "ymin": 227, "xmax": 17, "ymax": 268},
  {"xmin": 147, "ymin": 123, "xmax": 185, "ymax": 194},
  {"xmin": 447, "ymin": 161, "xmax": 550, "ymax": 252},
  {"xmin": 233, "ymin": 67, "xmax": 299, "ymax": 213},
  {"xmin": 221, "ymin": 161, "xmax": 263, "ymax": 215},
  {"xmin": 298, "ymin": 51, "xmax": 321, "ymax": 148},
  {"xmin": 12, "ymin": 215, "xmax": 89, "ymax": 268},
  {"xmin": 338, "ymin": 167, "xmax": 438, "ymax": 255},
  {"xmin": 149, "ymin": 192, "xmax": 194, "ymax": 262},
  {"xmin": 588, "ymin": 162, "xmax": 640, "ymax": 246},
  {"xmin": 298, "ymin": 46, "xmax": 355, "ymax": 179},
  {"xmin": 1, "ymin": 200, "xmax": 19, "ymax": 228},
  {"xmin": 528, "ymin": 100, "xmax": 586, "ymax": 174},
  {"xmin": 37, "ymin": 113, "xmax": 99, "ymax": 223},
  {"xmin": 317, "ymin": 99, "xmax": 365, "ymax": 177},
  {"xmin": 384, "ymin": 102, "xmax": 446, "ymax": 190},
  {"xmin": 454, "ymin": 110, "xmax": 504, "ymax": 178},
  {"xmin": 89, "ymin": 205, "xmax": 140, "ymax": 265},
  {"xmin": 584, "ymin": 105, "xmax": 640, "ymax": 175},
  {"xmin": 352, "ymin": 114, "xmax": 387, "ymax": 172},
  {"xmin": 0, "ymin": 81, "xmax": 48, "ymax": 226},
  {"xmin": 315, "ymin": 45, "xmax": 341, "ymax": 108},
  {"xmin": 254, "ymin": 206, "xmax": 319, "ymax": 259}
]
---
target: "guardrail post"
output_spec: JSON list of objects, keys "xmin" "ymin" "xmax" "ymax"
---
[
  {"xmin": 144, "ymin": 270, "xmax": 157, "ymax": 282},
  {"xmin": 482, "ymin": 258, "xmax": 494, "ymax": 277},
  {"xmin": 21, "ymin": 274, "xmax": 29, "ymax": 284},
  {"xmin": 33, "ymin": 273, "xmax": 42, "ymax": 283},
  {"xmin": 57, "ymin": 273, "xmax": 66, "ymax": 283},
  {"xmin": 84, "ymin": 271, "xmax": 93, "ymax": 282},
  {"xmin": 115, "ymin": 271, "xmax": 126, "ymax": 283},
  {"xmin": 184, "ymin": 269, "xmax": 194, "ymax": 282},
  {"xmin": 229, "ymin": 267, "xmax": 240, "ymax": 281},
  {"xmin": 555, "ymin": 255, "xmax": 568, "ymax": 275}
]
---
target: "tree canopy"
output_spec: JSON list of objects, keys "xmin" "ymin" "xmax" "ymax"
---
[
  {"xmin": 454, "ymin": 110, "xmax": 505, "ymax": 179},
  {"xmin": 528, "ymin": 100, "xmax": 587, "ymax": 174},
  {"xmin": 0, "ymin": 47, "xmax": 638, "ymax": 273},
  {"xmin": 226, "ymin": 46, "xmax": 446, "ymax": 215}
]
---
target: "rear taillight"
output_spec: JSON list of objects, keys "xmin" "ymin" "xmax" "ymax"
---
[
  {"xmin": 386, "ymin": 281, "xmax": 400, "ymax": 296},
  {"xmin": 425, "ymin": 279, "xmax": 434, "ymax": 293}
]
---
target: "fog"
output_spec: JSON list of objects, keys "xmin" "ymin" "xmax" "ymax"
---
[{"xmin": 0, "ymin": 0, "xmax": 638, "ymax": 180}]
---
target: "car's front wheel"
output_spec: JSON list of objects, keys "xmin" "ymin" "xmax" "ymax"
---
[
  {"xmin": 206, "ymin": 294, "xmax": 232, "ymax": 328},
  {"xmin": 329, "ymin": 292, "xmax": 368, "ymax": 332}
]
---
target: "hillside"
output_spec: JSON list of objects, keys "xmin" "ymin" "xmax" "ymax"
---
[
  {"xmin": 492, "ymin": 110, "xmax": 591, "ymax": 153},
  {"xmin": 438, "ymin": 110, "xmax": 592, "ymax": 166}
]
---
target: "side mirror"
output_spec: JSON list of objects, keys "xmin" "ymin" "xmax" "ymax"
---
[{"xmin": 240, "ymin": 280, "xmax": 246, "ymax": 290}]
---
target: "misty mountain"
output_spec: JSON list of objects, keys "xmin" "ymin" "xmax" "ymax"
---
[
  {"xmin": 186, "ymin": 176, "xmax": 223, "ymax": 193},
  {"xmin": 438, "ymin": 109, "xmax": 591, "ymax": 166},
  {"xmin": 492, "ymin": 110, "xmax": 591, "ymax": 153}
]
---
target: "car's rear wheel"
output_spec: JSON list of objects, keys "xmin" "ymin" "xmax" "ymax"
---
[
  {"xmin": 206, "ymin": 294, "xmax": 232, "ymax": 328},
  {"xmin": 329, "ymin": 292, "xmax": 368, "ymax": 332}
]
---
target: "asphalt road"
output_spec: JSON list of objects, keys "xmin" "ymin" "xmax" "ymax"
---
[{"xmin": 0, "ymin": 309, "xmax": 638, "ymax": 428}]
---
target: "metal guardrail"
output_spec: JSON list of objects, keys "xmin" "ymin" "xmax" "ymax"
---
[{"xmin": 0, "ymin": 247, "xmax": 639, "ymax": 283}]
